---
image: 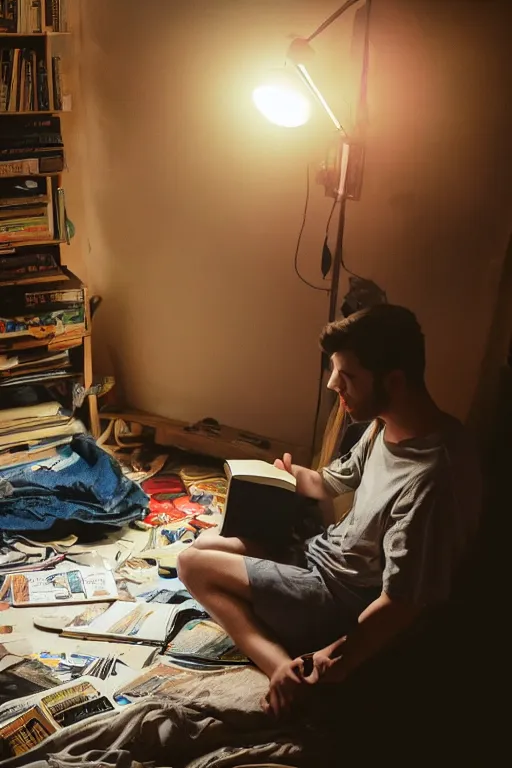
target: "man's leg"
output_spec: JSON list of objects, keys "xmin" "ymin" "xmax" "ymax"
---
[
  {"xmin": 177, "ymin": 547, "xmax": 291, "ymax": 678},
  {"xmin": 190, "ymin": 530, "xmax": 270, "ymax": 559}
]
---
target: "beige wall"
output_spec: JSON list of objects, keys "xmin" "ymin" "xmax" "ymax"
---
[{"xmin": 70, "ymin": 0, "xmax": 512, "ymax": 448}]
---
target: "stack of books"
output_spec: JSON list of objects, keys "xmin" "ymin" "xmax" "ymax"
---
[
  {"xmin": 0, "ymin": 400, "xmax": 84, "ymax": 469},
  {"xmin": 0, "ymin": 116, "xmax": 65, "ymax": 177},
  {"xmin": 0, "ymin": 250, "xmax": 85, "ymax": 366}
]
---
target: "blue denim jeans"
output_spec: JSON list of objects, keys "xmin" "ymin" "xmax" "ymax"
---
[{"xmin": 0, "ymin": 436, "xmax": 148, "ymax": 531}]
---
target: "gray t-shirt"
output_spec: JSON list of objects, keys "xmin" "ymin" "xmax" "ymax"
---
[{"xmin": 306, "ymin": 417, "xmax": 481, "ymax": 613}]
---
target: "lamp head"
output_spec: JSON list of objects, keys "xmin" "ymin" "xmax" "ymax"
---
[
  {"xmin": 253, "ymin": 38, "xmax": 343, "ymax": 133},
  {"xmin": 252, "ymin": 68, "xmax": 311, "ymax": 128}
]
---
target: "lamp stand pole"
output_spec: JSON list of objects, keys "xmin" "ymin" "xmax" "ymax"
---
[{"xmin": 328, "ymin": 194, "xmax": 347, "ymax": 323}]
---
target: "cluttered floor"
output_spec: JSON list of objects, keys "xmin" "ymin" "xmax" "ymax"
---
[{"xmin": 1, "ymin": 414, "xmax": 337, "ymax": 768}]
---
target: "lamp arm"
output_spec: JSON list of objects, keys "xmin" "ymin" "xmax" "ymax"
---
[{"xmin": 307, "ymin": 0, "xmax": 362, "ymax": 43}]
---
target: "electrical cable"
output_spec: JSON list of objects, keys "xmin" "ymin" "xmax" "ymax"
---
[
  {"xmin": 310, "ymin": 351, "xmax": 328, "ymax": 462},
  {"xmin": 307, "ymin": 0, "xmax": 361, "ymax": 43},
  {"xmin": 294, "ymin": 165, "xmax": 330, "ymax": 292},
  {"xmin": 324, "ymin": 197, "xmax": 339, "ymax": 239}
]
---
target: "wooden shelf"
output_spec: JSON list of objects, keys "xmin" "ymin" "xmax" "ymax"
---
[
  {"xmin": 0, "ymin": 32, "xmax": 70, "ymax": 37},
  {"xmin": 0, "ymin": 111, "xmax": 68, "ymax": 115},
  {"xmin": 0, "ymin": 239, "xmax": 66, "ymax": 252}
]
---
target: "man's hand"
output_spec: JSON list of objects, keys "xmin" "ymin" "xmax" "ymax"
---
[
  {"xmin": 261, "ymin": 657, "xmax": 305, "ymax": 717},
  {"xmin": 274, "ymin": 453, "xmax": 294, "ymax": 475},
  {"xmin": 274, "ymin": 454, "xmax": 328, "ymax": 501},
  {"xmin": 262, "ymin": 643, "xmax": 347, "ymax": 717},
  {"xmin": 304, "ymin": 639, "xmax": 346, "ymax": 684}
]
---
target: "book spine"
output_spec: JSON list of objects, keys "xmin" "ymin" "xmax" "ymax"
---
[
  {"xmin": 0, "ymin": 252, "xmax": 57, "ymax": 269},
  {"xmin": 43, "ymin": 0, "xmax": 52, "ymax": 29},
  {"xmin": 0, "ymin": 158, "xmax": 39, "ymax": 175},
  {"xmin": 52, "ymin": 0, "xmax": 58, "ymax": 31},
  {"xmin": 51, "ymin": 56, "xmax": 62, "ymax": 111},
  {"xmin": 17, "ymin": 0, "xmax": 24, "ymax": 33},
  {"xmin": 0, "ymin": 52, "xmax": 10, "ymax": 111},
  {"xmin": 38, "ymin": 154, "xmax": 64, "ymax": 172},
  {"xmin": 36, "ymin": 58, "xmax": 49, "ymax": 111},
  {"xmin": 25, "ymin": 289, "xmax": 83, "ymax": 306},
  {"xmin": 57, "ymin": 186, "xmax": 67, "ymax": 243},
  {"xmin": 59, "ymin": 0, "xmax": 67, "ymax": 32},
  {"xmin": 27, "ymin": 55, "xmax": 34, "ymax": 111},
  {"xmin": 7, "ymin": 48, "xmax": 19, "ymax": 112},
  {"xmin": 31, "ymin": 0, "xmax": 42, "ymax": 33},
  {"xmin": 0, "ymin": 115, "xmax": 61, "ymax": 137},
  {"xmin": 0, "ymin": 226, "xmax": 50, "ymax": 244},
  {"xmin": 19, "ymin": 55, "xmax": 27, "ymax": 111}
]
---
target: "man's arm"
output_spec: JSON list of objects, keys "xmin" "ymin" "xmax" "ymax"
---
[
  {"xmin": 311, "ymin": 591, "xmax": 422, "ymax": 684},
  {"xmin": 264, "ymin": 591, "xmax": 422, "ymax": 716},
  {"xmin": 274, "ymin": 453, "xmax": 329, "ymax": 500}
]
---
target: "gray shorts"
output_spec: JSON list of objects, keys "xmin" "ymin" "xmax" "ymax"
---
[{"xmin": 244, "ymin": 556, "xmax": 357, "ymax": 658}]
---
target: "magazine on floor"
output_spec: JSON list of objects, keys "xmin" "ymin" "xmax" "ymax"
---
[
  {"xmin": 0, "ymin": 677, "xmax": 120, "ymax": 761},
  {"xmin": 164, "ymin": 618, "xmax": 250, "ymax": 665},
  {"xmin": 10, "ymin": 567, "xmax": 119, "ymax": 607},
  {"xmin": 62, "ymin": 598, "xmax": 206, "ymax": 645}
]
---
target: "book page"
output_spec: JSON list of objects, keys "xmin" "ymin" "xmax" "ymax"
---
[
  {"xmin": 65, "ymin": 601, "xmax": 178, "ymax": 644},
  {"xmin": 224, "ymin": 460, "xmax": 296, "ymax": 491}
]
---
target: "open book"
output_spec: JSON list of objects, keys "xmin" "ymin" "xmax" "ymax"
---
[
  {"xmin": 164, "ymin": 618, "xmax": 250, "ymax": 665},
  {"xmin": 62, "ymin": 599, "xmax": 205, "ymax": 646},
  {"xmin": 220, "ymin": 459, "xmax": 297, "ymax": 542}
]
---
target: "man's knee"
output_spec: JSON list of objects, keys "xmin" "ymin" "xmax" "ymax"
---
[
  {"xmin": 177, "ymin": 546, "xmax": 206, "ymax": 588},
  {"xmin": 191, "ymin": 530, "xmax": 224, "ymax": 551}
]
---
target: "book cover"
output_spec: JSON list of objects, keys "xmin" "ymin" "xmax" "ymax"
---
[
  {"xmin": 10, "ymin": 567, "xmax": 119, "ymax": 607},
  {"xmin": 63, "ymin": 598, "xmax": 205, "ymax": 646},
  {"xmin": 221, "ymin": 459, "xmax": 297, "ymax": 542}
]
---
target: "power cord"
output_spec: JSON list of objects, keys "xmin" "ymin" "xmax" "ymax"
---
[{"xmin": 293, "ymin": 165, "xmax": 330, "ymax": 292}]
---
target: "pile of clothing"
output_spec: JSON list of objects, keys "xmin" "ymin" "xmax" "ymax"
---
[{"xmin": 0, "ymin": 435, "xmax": 148, "ymax": 533}]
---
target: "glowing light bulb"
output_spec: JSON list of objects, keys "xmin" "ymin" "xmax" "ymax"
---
[{"xmin": 252, "ymin": 81, "xmax": 311, "ymax": 128}]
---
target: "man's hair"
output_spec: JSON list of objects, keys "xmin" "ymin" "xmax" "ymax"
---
[{"xmin": 319, "ymin": 305, "xmax": 426, "ymax": 386}]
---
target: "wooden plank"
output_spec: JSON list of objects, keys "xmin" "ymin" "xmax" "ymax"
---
[{"xmin": 99, "ymin": 409, "xmax": 311, "ymax": 466}]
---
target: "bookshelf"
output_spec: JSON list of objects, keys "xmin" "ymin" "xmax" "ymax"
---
[{"xmin": 0, "ymin": 1, "xmax": 101, "ymax": 445}]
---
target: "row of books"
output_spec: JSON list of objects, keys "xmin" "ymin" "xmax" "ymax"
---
[
  {"xmin": 0, "ymin": 175, "xmax": 69, "ymax": 243},
  {"xmin": 0, "ymin": 0, "xmax": 68, "ymax": 34},
  {"xmin": 0, "ymin": 47, "xmax": 64, "ymax": 112},
  {"xmin": 0, "ymin": 115, "xmax": 65, "ymax": 175}
]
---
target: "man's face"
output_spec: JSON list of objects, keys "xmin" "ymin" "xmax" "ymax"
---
[{"xmin": 327, "ymin": 351, "xmax": 389, "ymax": 422}]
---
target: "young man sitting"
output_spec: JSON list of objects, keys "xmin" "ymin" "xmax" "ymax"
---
[{"xmin": 178, "ymin": 305, "xmax": 481, "ymax": 716}]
